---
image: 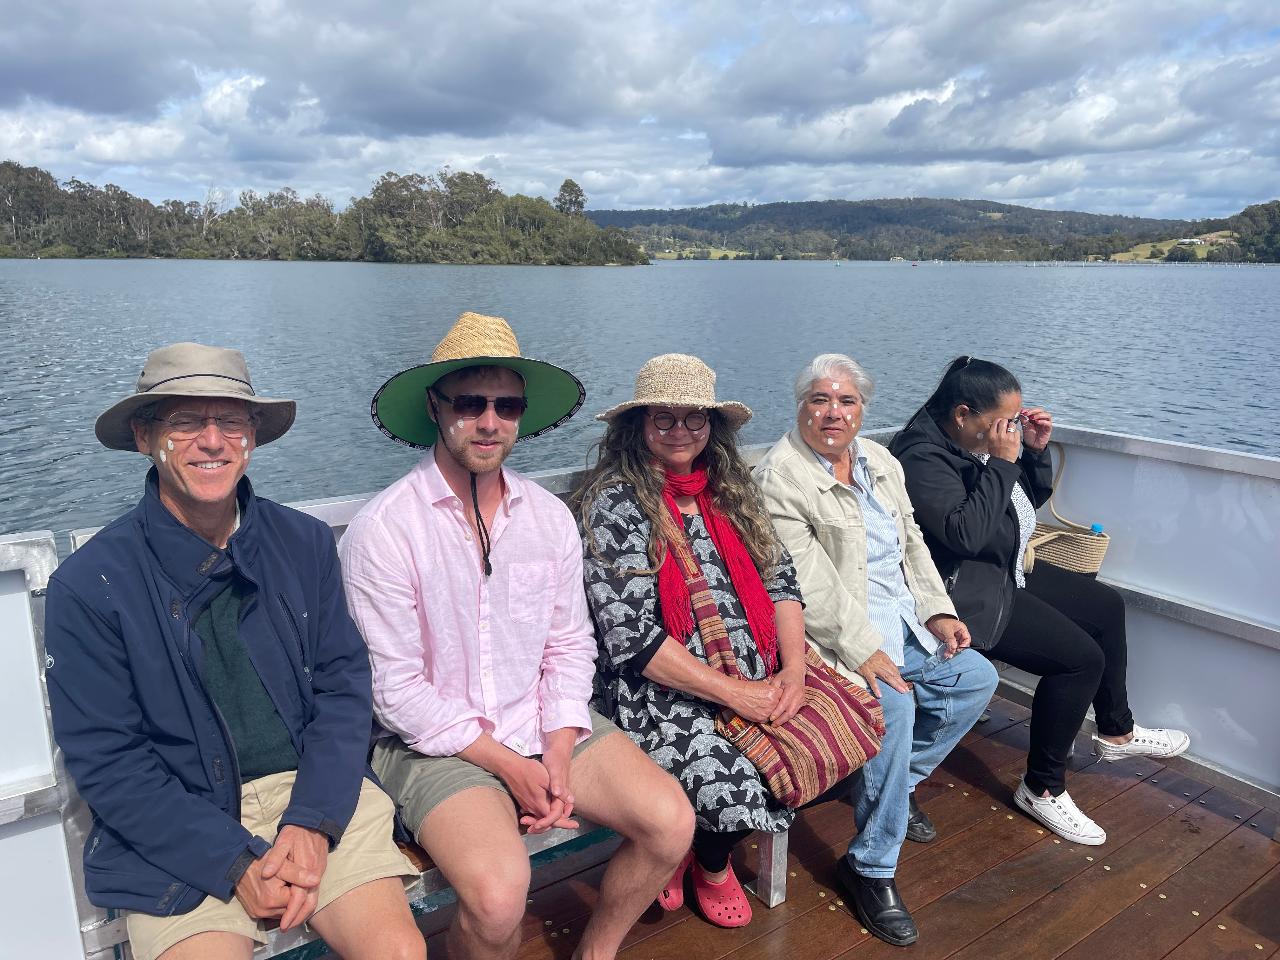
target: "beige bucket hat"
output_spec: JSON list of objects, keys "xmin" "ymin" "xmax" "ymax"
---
[
  {"xmin": 596, "ymin": 353, "xmax": 752, "ymax": 430},
  {"xmin": 371, "ymin": 311, "xmax": 585, "ymax": 449},
  {"xmin": 95, "ymin": 342, "xmax": 296, "ymax": 451}
]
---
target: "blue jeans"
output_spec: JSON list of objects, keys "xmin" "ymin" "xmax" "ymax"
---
[{"xmin": 847, "ymin": 631, "xmax": 999, "ymax": 877}]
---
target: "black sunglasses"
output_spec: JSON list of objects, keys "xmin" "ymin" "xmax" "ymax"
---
[{"xmin": 432, "ymin": 387, "xmax": 528, "ymax": 421}]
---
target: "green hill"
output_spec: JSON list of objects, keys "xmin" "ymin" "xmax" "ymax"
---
[{"xmin": 588, "ymin": 197, "xmax": 1279, "ymax": 262}]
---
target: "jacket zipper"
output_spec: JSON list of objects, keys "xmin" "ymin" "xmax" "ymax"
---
[{"xmin": 278, "ymin": 594, "xmax": 311, "ymax": 682}]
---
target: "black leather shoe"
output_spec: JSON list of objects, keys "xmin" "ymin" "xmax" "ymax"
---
[
  {"xmin": 906, "ymin": 794, "xmax": 937, "ymax": 843},
  {"xmin": 836, "ymin": 856, "xmax": 919, "ymax": 946}
]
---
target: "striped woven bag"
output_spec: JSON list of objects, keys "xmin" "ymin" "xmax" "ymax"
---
[{"xmin": 669, "ymin": 528, "xmax": 885, "ymax": 808}]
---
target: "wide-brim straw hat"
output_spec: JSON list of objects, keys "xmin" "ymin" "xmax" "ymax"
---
[
  {"xmin": 371, "ymin": 311, "xmax": 586, "ymax": 449},
  {"xmin": 95, "ymin": 342, "xmax": 296, "ymax": 451},
  {"xmin": 596, "ymin": 353, "xmax": 752, "ymax": 429}
]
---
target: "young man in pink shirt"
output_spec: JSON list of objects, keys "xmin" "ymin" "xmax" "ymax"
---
[{"xmin": 340, "ymin": 312, "xmax": 694, "ymax": 960}]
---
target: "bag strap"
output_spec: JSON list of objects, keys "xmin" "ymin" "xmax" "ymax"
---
[
  {"xmin": 1041, "ymin": 442, "xmax": 1090, "ymax": 532},
  {"xmin": 667, "ymin": 516, "xmax": 744, "ymax": 680}
]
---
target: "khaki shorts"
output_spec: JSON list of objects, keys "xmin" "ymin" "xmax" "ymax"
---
[
  {"xmin": 126, "ymin": 773, "xmax": 417, "ymax": 960},
  {"xmin": 373, "ymin": 710, "xmax": 620, "ymax": 838}
]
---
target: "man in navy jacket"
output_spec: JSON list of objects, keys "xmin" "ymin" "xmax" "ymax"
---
[{"xmin": 44, "ymin": 343, "xmax": 423, "ymax": 960}]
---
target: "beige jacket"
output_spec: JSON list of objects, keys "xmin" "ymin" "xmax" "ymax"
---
[{"xmin": 753, "ymin": 429, "xmax": 956, "ymax": 688}]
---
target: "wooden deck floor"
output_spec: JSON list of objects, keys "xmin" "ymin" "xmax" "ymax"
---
[{"xmin": 415, "ymin": 697, "xmax": 1280, "ymax": 960}]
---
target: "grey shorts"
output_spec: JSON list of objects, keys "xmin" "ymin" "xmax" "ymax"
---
[{"xmin": 372, "ymin": 709, "xmax": 619, "ymax": 839}]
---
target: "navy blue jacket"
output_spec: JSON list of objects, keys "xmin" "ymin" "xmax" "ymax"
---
[{"xmin": 45, "ymin": 470, "xmax": 375, "ymax": 916}]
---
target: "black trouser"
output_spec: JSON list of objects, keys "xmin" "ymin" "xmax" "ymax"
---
[
  {"xmin": 692, "ymin": 827, "xmax": 753, "ymax": 872},
  {"xmin": 990, "ymin": 562, "xmax": 1134, "ymax": 796}
]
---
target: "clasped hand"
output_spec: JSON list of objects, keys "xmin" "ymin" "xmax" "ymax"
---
[
  {"xmin": 234, "ymin": 824, "xmax": 328, "ymax": 931},
  {"xmin": 502, "ymin": 749, "xmax": 579, "ymax": 835}
]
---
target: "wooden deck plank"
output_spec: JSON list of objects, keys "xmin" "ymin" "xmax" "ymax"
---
[
  {"xmin": 1058, "ymin": 810, "xmax": 1280, "ymax": 960},
  {"xmin": 843, "ymin": 770, "xmax": 1212, "ymax": 959},
  {"xmin": 947, "ymin": 786, "xmax": 1263, "ymax": 960},
  {"xmin": 1160, "ymin": 860, "xmax": 1280, "ymax": 959},
  {"xmin": 710, "ymin": 752, "xmax": 1165, "ymax": 960}
]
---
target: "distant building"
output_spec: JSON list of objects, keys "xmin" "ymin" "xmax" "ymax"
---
[{"xmin": 1176, "ymin": 238, "xmax": 1205, "ymax": 245}]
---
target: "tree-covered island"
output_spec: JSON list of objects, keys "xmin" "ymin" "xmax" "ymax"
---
[{"xmin": 0, "ymin": 162, "xmax": 646, "ymax": 265}]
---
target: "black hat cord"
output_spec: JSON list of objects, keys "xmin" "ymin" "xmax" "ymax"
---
[{"xmin": 470, "ymin": 471, "xmax": 493, "ymax": 577}]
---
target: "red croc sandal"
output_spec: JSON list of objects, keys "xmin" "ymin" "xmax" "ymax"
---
[
  {"xmin": 659, "ymin": 851, "xmax": 693, "ymax": 911},
  {"xmin": 691, "ymin": 861, "xmax": 753, "ymax": 928}
]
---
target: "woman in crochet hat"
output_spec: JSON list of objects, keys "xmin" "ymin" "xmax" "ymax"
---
[{"xmin": 572, "ymin": 354, "xmax": 807, "ymax": 929}]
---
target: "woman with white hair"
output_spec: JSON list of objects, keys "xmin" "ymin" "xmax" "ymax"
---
[{"xmin": 753, "ymin": 354, "xmax": 998, "ymax": 949}]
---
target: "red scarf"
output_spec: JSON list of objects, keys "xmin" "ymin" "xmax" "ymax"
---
[{"xmin": 657, "ymin": 465, "xmax": 779, "ymax": 673}]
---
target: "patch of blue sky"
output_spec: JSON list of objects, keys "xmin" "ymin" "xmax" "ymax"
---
[
  {"xmin": 797, "ymin": 5, "xmax": 867, "ymax": 26},
  {"xmin": 702, "ymin": 36, "xmax": 754, "ymax": 69},
  {"xmin": 1173, "ymin": 13, "xmax": 1278, "ymax": 54}
]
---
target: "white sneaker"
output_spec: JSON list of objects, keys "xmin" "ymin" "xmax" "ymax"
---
[
  {"xmin": 1014, "ymin": 780, "xmax": 1107, "ymax": 845},
  {"xmin": 1092, "ymin": 724, "xmax": 1191, "ymax": 762}
]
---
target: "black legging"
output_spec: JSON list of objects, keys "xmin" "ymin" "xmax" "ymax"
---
[
  {"xmin": 990, "ymin": 562, "xmax": 1134, "ymax": 796},
  {"xmin": 693, "ymin": 827, "xmax": 752, "ymax": 872}
]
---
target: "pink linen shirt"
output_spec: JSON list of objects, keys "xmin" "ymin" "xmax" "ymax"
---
[{"xmin": 338, "ymin": 448, "xmax": 597, "ymax": 758}]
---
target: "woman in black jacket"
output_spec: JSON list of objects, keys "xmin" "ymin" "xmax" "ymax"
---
[{"xmin": 890, "ymin": 357, "xmax": 1189, "ymax": 846}]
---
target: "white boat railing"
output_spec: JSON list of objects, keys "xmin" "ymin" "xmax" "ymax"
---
[{"xmin": 0, "ymin": 425, "xmax": 1276, "ymax": 958}]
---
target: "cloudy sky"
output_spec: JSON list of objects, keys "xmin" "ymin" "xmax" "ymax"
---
[{"xmin": 2, "ymin": 0, "xmax": 1278, "ymax": 218}]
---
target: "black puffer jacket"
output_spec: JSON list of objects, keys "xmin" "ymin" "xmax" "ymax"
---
[{"xmin": 888, "ymin": 412, "xmax": 1054, "ymax": 649}]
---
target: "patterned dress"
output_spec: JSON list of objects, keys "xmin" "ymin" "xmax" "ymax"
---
[{"xmin": 583, "ymin": 482, "xmax": 801, "ymax": 834}]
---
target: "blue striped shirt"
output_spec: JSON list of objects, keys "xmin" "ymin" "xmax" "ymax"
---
[{"xmin": 808, "ymin": 441, "xmax": 938, "ymax": 666}]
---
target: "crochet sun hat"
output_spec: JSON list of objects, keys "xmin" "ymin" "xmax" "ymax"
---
[
  {"xmin": 371, "ymin": 311, "xmax": 586, "ymax": 449},
  {"xmin": 596, "ymin": 353, "xmax": 752, "ymax": 430},
  {"xmin": 95, "ymin": 342, "xmax": 296, "ymax": 451}
]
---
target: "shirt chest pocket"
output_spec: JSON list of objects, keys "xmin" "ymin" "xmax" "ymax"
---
[
  {"xmin": 508, "ymin": 562, "xmax": 554, "ymax": 626},
  {"xmin": 814, "ymin": 514, "xmax": 865, "ymax": 545}
]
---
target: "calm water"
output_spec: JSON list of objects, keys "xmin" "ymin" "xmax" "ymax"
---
[{"xmin": 1, "ymin": 258, "xmax": 1277, "ymax": 540}]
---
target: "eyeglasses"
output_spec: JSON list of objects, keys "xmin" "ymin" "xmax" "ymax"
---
[
  {"xmin": 151, "ymin": 413, "xmax": 256, "ymax": 439},
  {"xmin": 432, "ymin": 387, "xmax": 528, "ymax": 421},
  {"xmin": 648, "ymin": 410, "xmax": 708, "ymax": 432}
]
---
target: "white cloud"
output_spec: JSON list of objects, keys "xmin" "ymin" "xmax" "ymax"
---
[{"xmin": 0, "ymin": 0, "xmax": 1276, "ymax": 218}]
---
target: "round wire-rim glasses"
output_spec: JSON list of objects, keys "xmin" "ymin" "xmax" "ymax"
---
[{"xmin": 648, "ymin": 409, "xmax": 708, "ymax": 432}]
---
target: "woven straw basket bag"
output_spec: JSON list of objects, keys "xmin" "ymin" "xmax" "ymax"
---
[{"xmin": 1025, "ymin": 443, "xmax": 1110, "ymax": 576}]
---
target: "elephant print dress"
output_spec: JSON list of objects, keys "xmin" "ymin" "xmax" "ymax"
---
[{"xmin": 583, "ymin": 482, "xmax": 800, "ymax": 834}]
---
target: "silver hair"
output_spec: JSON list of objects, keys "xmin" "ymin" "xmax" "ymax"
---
[{"xmin": 793, "ymin": 353, "xmax": 875, "ymax": 407}]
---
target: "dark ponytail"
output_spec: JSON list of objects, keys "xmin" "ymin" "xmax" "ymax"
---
[{"xmin": 920, "ymin": 356, "xmax": 1022, "ymax": 423}]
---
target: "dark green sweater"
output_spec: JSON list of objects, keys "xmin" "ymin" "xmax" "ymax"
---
[{"xmin": 195, "ymin": 578, "xmax": 300, "ymax": 781}]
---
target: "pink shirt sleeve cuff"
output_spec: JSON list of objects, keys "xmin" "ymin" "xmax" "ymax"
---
[
  {"xmin": 405, "ymin": 716, "xmax": 491, "ymax": 758},
  {"xmin": 541, "ymin": 701, "xmax": 594, "ymax": 745}
]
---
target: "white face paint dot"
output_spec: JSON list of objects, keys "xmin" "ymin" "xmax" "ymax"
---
[
  {"xmin": 831, "ymin": 382, "xmax": 841, "ymax": 390},
  {"xmin": 806, "ymin": 418, "xmax": 812, "ymax": 426},
  {"xmin": 158, "ymin": 450, "xmax": 167, "ymax": 463},
  {"xmin": 166, "ymin": 438, "xmax": 175, "ymax": 451},
  {"xmin": 826, "ymin": 437, "xmax": 835, "ymax": 446},
  {"xmin": 845, "ymin": 414, "xmax": 853, "ymax": 422},
  {"xmin": 647, "ymin": 433, "xmax": 656, "ymax": 442},
  {"xmin": 448, "ymin": 426, "xmax": 455, "ymax": 435},
  {"xmin": 240, "ymin": 436, "xmax": 248, "ymax": 448},
  {"xmin": 242, "ymin": 449, "xmax": 249, "ymax": 460},
  {"xmin": 831, "ymin": 403, "xmax": 839, "ymax": 410},
  {"xmin": 658, "ymin": 429, "xmax": 668, "ymax": 436},
  {"xmin": 456, "ymin": 420, "xmax": 465, "ymax": 429}
]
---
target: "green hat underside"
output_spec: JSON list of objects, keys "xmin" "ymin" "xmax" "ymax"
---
[{"xmin": 371, "ymin": 356, "xmax": 586, "ymax": 450}]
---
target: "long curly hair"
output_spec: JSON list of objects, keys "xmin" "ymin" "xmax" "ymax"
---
[{"xmin": 572, "ymin": 407, "xmax": 781, "ymax": 575}]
